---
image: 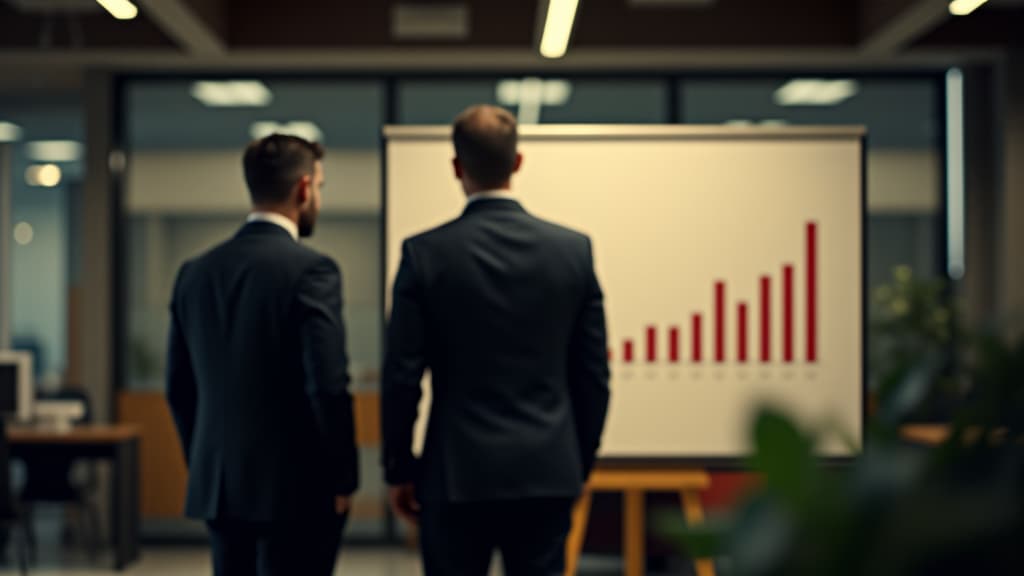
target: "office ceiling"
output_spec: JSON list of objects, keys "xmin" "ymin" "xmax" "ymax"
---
[{"xmin": 0, "ymin": 0, "xmax": 1021, "ymax": 66}]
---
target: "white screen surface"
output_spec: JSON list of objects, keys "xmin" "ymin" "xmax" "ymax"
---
[{"xmin": 384, "ymin": 125, "xmax": 864, "ymax": 460}]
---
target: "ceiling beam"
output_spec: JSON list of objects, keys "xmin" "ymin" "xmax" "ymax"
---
[
  {"xmin": 860, "ymin": 0, "xmax": 952, "ymax": 55},
  {"xmin": 0, "ymin": 47, "xmax": 999, "ymax": 72},
  {"xmin": 134, "ymin": 0, "xmax": 226, "ymax": 56}
]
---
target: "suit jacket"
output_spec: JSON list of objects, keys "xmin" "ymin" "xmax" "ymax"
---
[
  {"xmin": 382, "ymin": 198, "xmax": 610, "ymax": 503},
  {"xmin": 166, "ymin": 221, "xmax": 358, "ymax": 523}
]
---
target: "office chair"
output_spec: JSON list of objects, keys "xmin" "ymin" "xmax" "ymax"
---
[
  {"xmin": 19, "ymin": 389, "xmax": 99, "ymax": 563},
  {"xmin": 0, "ymin": 420, "xmax": 30, "ymax": 575}
]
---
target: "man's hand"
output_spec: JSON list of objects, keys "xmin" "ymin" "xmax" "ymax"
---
[
  {"xmin": 335, "ymin": 495, "xmax": 352, "ymax": 516},
  {"xmin": 388, "ymin": 483, "xmax": 421, "ymax": 525}
]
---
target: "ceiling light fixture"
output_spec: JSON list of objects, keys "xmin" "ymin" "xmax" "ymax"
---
[
  {"xmin": 497, "ymin": 78, "xmax": 573, "ymax": 124},
  {"xmin": 249, "ymin": 121, "xmax": 325, "ymax": 144},
  {"xmin": 191, "ymin": 81, "xmax": 274, "ymax": 108},
  {"xmin": 949, "ymin": 0, "xmax": 987, "ymax": 16},
  {"xmin": 26, "ymin": 141, "xmax": 83, "ymax": 163},
  {"xmin": 539, "ymin": 0, "xmax": 580, "ymax": 59},
  {"xmin": 95, "ymin": 0, "xmax": 138, "ymax": 20},
  {"xmin": 774, "ymin": 79, "xmax": 859, "ymax": 107},
  {"xmin": 0, "ymin": 121, "xmax": 23, "ymax": 143}
]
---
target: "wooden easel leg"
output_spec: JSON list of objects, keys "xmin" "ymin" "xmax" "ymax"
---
[
  {"xmin": 681, "ymin": 490, "xmax": 716, "ymax": 576},
  {"xmin": 564, "ymin": 491, "xmax": 592, "ymax": 576},
  {"xmin": 624, "ymin": 489, "xmax": 645, "ymax": 576}
]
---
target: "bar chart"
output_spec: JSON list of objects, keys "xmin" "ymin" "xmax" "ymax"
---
[
  {"xmin": 386, "ymin": 125, "xmax": 864, "ymax": 460},
  {"xmin": 610, "ymin": 221, "xmax": 819, "ymax": 366}
]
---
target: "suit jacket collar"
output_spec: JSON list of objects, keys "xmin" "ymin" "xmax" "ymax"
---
[
  {"xmin": 236, "ymin": 220, "xmax": 296, "ymax": 240},
  {"xmin": 461, "ymin": 197, "xmax": 527, "ymax": 217}
]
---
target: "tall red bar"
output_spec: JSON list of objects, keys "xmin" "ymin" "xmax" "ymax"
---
[
  {"xmin": 783, "ymin": 265, "xmax": 794, "ymax": 363},
  {"xmin": 691, "ymin": 314, "xmax": 703, "ymax": 363},
  {"xmin": 807, "ymin": 222, "xmax": 818, "ymax": 363},
  {"xmin": 646, "ymin": 326, "xmax": 657, "ymax": 363},
  {"xmin": 623, "ymin": 340, "xmax": 634, "ymax": 363},
  {"xmin": 738, "ymin": 302, "xmax": 748, "ymax": 363},
  {"xmin": 669, "ymin": 327, "xmax": 680, "ymax": 363},
  {"xmin": 715, "ymin": 281, "xmax": 726, "ymax": 363},
  {"xmin": 760, "ymin": 276, "xmax": 771, "ymax": 362}
]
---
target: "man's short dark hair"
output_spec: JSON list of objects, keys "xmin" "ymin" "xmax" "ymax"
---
[
  {"xmin": 243, "ymin": 134, "xmax": 324, "ymax": 205},
  {"xmin": 452, "ymin": 105, "xmax": 518, "ymax": 189}
]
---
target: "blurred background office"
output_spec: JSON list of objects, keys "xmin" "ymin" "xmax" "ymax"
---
[{"xmin": 0, "ymin": 0, "xmax": 1022, "ymax": 574}]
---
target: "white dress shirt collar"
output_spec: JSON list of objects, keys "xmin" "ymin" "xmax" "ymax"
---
[
  {"xmin": 247, "ymin": 211, "xmax": 299, "ymax": 241},
  {"xmin": 466, "ymin": 189, "xmax": 517, "ymax": 205}
]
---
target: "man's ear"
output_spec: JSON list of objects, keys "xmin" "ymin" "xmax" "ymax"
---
[
  {"xmin": 296, "ymin": 174, "xmax": 311, "ymax": 205},
  {"xmin": 453, "ymin": 157, "xmax": 464, "ymax": 180}
]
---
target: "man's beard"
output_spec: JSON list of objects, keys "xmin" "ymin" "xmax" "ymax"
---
[{"xmin": 298, "ymin": 209, "xmax": 317, "ymax": 238}]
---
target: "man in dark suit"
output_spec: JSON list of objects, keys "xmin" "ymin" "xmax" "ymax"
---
[
  {"xmin": 382, "ymin": 105, "xmax": 611, "ymax": 575},
  {"xmin": 167, "ymin": 135, "xmax": 358, "ymax": 576}
]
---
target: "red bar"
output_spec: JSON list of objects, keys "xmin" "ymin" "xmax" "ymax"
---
[
  {"xmin": 669, "ymin": 327, "xmax": 680, "ymax": 363},
  {"xmin": 738, "ymin": 302, "xmax": 749, "ymax": 363},
  {"xmin": 760, "ymin": 276, "xmax": 771, "ymax": 362},
  {"xmin": 807, "ymin": 222, "xmax": 818, "ymax": 363},
  {"xmin": 623, "ymin": 340, "xmax": 634, "ymax": 363},
  {"xmin": 784, "ymin": 265, "xmax": 794, "ymax": 363},
  {"xmin": 715, "ymin": 281, "xmax": 726, "ymax": 363},
  {"xmin": 691, "ymin": 314, "xmax": 703, "ymax": 363},
  {"xmin": 646, "ymin": 326, "xmax": 657, "ymax": 363}
]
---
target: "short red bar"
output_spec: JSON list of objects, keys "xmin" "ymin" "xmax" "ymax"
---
[
  {"xmin": 669, "ymin": 327, "xmax": 680, "ymax": 363},
  {"xmin": 783, "ymin": 265, "xmax": 794, "ymax": 363},
  {"xmin": 760, "ymin": 276, "xmax": 771, "ymax": 362},
  {"xmin": 738, "ymin": 302, "xmax": 749, "ymax": 363},
  {"xmin": 623, "ymin": 340, "xmax": 634, "ymax": 363},
  {"xmin": 691, "ymin": 314, "xmax": 703, "ymax": 363},
  {"xmin": 715, "ymin": 281, "xmax": 726, "ymax": 363},
  {"xmin": 646, "ymin": 326, "xmax": 657, "ymax": 363}
]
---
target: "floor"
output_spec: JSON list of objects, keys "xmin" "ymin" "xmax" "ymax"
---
[{"xmin": 0, "ymin": 547, "xmax": 635, "ymax": 575}]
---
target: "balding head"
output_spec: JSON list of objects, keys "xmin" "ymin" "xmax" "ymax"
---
[{"xmin": 452, "ymin": 105, "xmax": 520, "ymax": 191}]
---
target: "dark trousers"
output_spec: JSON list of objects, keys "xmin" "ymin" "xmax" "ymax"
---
[
  {"xmin": 420, "ymin": 497, "xmax": 574, "ymax": 576},
  {"xmin": 207, "ymin": 515, "xmax": 346, "ymax": 576}
]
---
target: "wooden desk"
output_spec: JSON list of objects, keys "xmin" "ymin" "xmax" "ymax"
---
[
  {"xmin": 7, "ymin": 424, "xmax": 141, "ymax": 571},
  {"xmin": 566, "ymin": 468, "xmax": 714, "ymax": 576}
]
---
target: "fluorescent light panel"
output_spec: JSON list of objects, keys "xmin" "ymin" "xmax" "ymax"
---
[
  {"xmin": 949, "ymin": 0, "xmax": 987, "ymax": 16},
  {"xmin": 539, "ymin": 0, "xmax": 580, "ymax": 59},
  {"xmin": 946, "ymin": 68, "xmax": 966, "ymax": 280},
  {"xmin": 191, "ymin": 81, "xmax": 273, "ymax": 108},
  {"xmin": 249, "ymin": 121, "xmax": 324, "ymax": 144},
  {"xmin": 0, "ymin": 122, "xmax": 23, "ymax": 143},
  {"xmin": 95, "ymin": 0, "xmax": 138, "ymax": 20},
  {"xmin": 496, "ymin": 78, "xmax": 573, "ymax": 107},
  {"xmin": 26, "ymin": 141, "xmax": 82, "ymax": 162},
  {"xmin": 774, "ymin": 79, "xmax": 859, "ymax": 107}
]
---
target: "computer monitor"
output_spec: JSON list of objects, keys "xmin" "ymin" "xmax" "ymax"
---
[{"xmin": 0, "ymin": 350, "xmax": 34, "ymax": 422}]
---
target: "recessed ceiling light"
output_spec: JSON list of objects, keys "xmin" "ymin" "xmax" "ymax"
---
[
  {"xmin": 26, "ymin": 141, "xmax": 83, "ymax": 163},
  {"xmin": 774, "ymin": 79, "xmax": 859, "ymax": 107},
  {"xmin": 191, "ymin": 81, "xmax": 273, "ymax": 108}
]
